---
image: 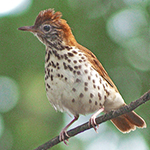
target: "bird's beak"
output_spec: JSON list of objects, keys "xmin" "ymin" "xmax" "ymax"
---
[{"xmin": 18, "ymin": 26, "xmax": 36, "ymax": 32}]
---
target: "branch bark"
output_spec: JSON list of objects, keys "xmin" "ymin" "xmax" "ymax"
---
[{"xmin": 34, "ymin": 90, "xmax": 150, "ymax": 150}]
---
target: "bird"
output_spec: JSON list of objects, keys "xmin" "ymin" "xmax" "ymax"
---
[{"xmin": 18, "ymin": 9, "xmax": 146, "ymax": 144}]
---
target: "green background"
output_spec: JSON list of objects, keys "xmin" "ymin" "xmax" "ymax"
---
[{"xmin": 0, "ymin": 0, "xmax": 150, "ymax": 150}]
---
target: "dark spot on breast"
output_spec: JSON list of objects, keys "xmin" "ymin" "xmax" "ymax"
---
[
  {"xmin": 84, "ymin": 82, "xmax": 88, "ymax": 86},
  {"xmin": 47, "ymin": 68, "xmax": 50, "ymax": 76},
  {"xmin": 90, "ymin": 93, "xmax": 94, "ymax": 98},
  {"xmin": 99, "ymin": 103, "xmax": 102, "ymax": 107},
  {"xmin": 68, "ymin": 52, "xmax": 74, "ymax": 57},
  {"xmin": 72, "ymin": 50, "xmax": 77, "ymax": 54},
  {"xmin": 61, "ymin": 74, "xmax": 63, "ymax": 78},
  {"xmin": 85, "ymin": 63, "xmax": 88, "ymax": 67},
  {"xmin": 74, "ymin": 66, "xmax": 78, "ymax": 69},
  {"xmin": 76, "ymin": 78, "xmax": 81, "ymax": 82},
  {"xmin": 68, "ymin": 59, "xmax": 71, "ymax": 63},
  {"xmin": 72, "ymin": 88, "xmax": 76, "ymax": 92},
  {"xmin": 84, "ymin": 70, "xmax": 88, "ymax": 74},
  {"xmin": 77, "ymin": 71, "xmax": 81, "ymax": 75},
  {"xmin": 93, "ymin": 85, "xmax": 96, "ymax": 88},
  {"xmin": 98, "ymin": 92, "xmax": 101, "ymax": 100},
  {"xmin": 92, "ymin": 79, "xmax": 95, "ymax": 83},
  {"xmin": 72, "ymin": 99, "xmax": 75, "ymax": 102},
  {"xmin": 97, "ymin": 86, "xmax": 100, "ymax": 90},
  {"xmin": 64, "ymin": 54, "xmax": 68, "ymax": 60},
  {"xmin": 46, "ymin": 51, "xmax": 51, "ymax": 62},
  {"xmin": 84, "ymin": 87, "xmax": 88, "ymax": 91},
  {"xmin": 95, "ymin": 74, "xmax": 98, "ymax": 78},
  {"xmin": 73, "ymin": 60, "xmax": 77, "ymax": 64},
  {"xmin": 79, "ymin": 93, "xmax": 84, "ymax": 98},
  {"xmin": 78, "ymin": 65, "xmax": 82, "ymax": 69},
  {"xmin": 68, "ymin": 65, "xmax": 73, "ymax": 71},
  {"xmin": 88, "ymin": 76, "xmax": 91, "ymax": 80},
  {"xmin": 51, "ymin": 75, "xmax": 53, "ymax": 81},
  {"xmin": 57, "ymin": 73, "xmax": 60, "ymax": 77},
  {"xmin": 52, "ymin": 49, "xmax": 61, "ymax": 59},
  {"xmin": 106, "ymin": 90, "xmax": 110, "ymax": 96},
  {"xmin": 45, "ymin": 50, "xmax": 48, "ymax": 55},
  {"xmin": 95, "ymin": 101, "xmax": 97, "ymax": 105},
  {"xmin": 45, "ymin": 75, "xmax": 48, "ymax": 80},
  {"xmin": 89, "ymin": 99, "xmax": 92, "ymax": 103},
  {"xmin": 65, "ymin": 46, "xmax": 72, "ymax": 50},
  {"xmin": 103, "ymin": 84, "xmax": 105, "ymax": 89},
  {"xmin": 63, "ymin": 62, "xmax": 68, "ymax": 69},
  {"xmin": 100, "ymin": 78, "xmax": 102, "ymax": 84},
  {"xmin": 65, "ymin": 77, "xmax": 67, "ymax": 81},
  {"xmin": 47, "ymin": 83, "xmax": 50, "ymax": 89},
  {"xmin": 79, "ymin": 59, "xmax": 82, "ymax": 63},
  {"xmin": 51, "ymin": 61, "xmax": 56, "ymax": 68},
  {"xmin": 47, "ymin": 62, "xmax": 51, "ymax": 67}
]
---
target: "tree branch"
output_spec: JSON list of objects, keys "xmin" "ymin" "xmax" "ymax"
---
[{"xmin": 34, "ymin": 90, "xmax": 150, "ymax": 150}]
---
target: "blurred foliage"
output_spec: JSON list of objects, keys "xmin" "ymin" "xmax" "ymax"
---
[{"xmin": 0, "ymin": 0, "xmax": 150, "ymax": 150}]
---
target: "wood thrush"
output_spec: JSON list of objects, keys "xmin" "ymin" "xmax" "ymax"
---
[{"xmin": 18, "ymin": 9, "xmax": 146, "ymax": 144}]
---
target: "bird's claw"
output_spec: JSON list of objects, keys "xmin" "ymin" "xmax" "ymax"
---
[
  {"xmin": 88, "ymin": 115, "xmax": 99, "ymax": 133},
  {"xmin": 59, "ymin": 129, "xmax": 69, "ymax": 145}
]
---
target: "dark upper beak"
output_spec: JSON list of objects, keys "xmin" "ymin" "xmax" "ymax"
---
[{"xmin": 18, "ymin": 26, "xmax": 36, "ymax": 32}]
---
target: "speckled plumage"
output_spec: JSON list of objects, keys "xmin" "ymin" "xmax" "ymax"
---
[
  {"xmin": 18, "ymin": 8, "xmax": 146, "ymax": 144},
  {"xmin": 44, "ymin": 46, "xmax": 124, "ymax": 117}
]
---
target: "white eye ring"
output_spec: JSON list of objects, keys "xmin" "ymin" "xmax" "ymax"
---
[{"xmin": 43, "ymin": 24, "xmax": 51, "ymax": 32}]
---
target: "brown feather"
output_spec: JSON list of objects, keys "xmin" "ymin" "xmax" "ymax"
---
[
  {"xmin": 111, "ymin": 111, "xmax": 146, "ymax": 133},
  {"xmin": 76, "ymin": 43, "xmax": 119, "ymax": 92},
  {"xmin": 34, "ymin": 9, "xmax": 62, "ymax": 27}
]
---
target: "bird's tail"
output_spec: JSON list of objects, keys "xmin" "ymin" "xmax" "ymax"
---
[{"xmin": 111, "ymin": 111, "xmax": 146, "ymax": 133}]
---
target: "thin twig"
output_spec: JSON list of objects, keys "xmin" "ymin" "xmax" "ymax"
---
[{"xmin": 34, "ymin": 90, "xmax": 150, "ymax": 150}]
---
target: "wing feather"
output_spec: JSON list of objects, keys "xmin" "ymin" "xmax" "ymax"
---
[{"xmin": 76, "ymin": 43, "xmax": 118, "ymax": 92}]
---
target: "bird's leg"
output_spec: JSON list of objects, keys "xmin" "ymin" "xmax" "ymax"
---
[
  {"xmin": 88, "ymin": 107, "xmax": 104, "ymax": 132},
  {"xmin": 59, "ymin": 115, "xmax": 79, "ymax": 145}
]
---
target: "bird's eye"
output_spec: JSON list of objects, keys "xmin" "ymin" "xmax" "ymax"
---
[{"xmin": 43, "ymin": 25, "xmax": 51, "ymax": 32}]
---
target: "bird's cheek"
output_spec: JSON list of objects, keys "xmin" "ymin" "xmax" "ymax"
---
[{"xmin": 50, "ymin": 34, "xmax": 58, "ymax": 41}]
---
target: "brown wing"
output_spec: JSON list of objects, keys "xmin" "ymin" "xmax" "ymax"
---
[{"xmin": 76, "ymin": 43, "xmax": 119, "ymax": 92}]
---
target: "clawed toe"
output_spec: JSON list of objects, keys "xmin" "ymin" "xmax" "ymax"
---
[
  {"xmin": 59, "ymin": 116, "xmax": 79, "ymax": 145},
  {"xmin": 89, "ymin": 116, "xmax": 99, "ymax": 133},
  {"xmin": 59, "ymin": 129, "xmax": 69, "ymax": 145},
  {"xmin": 88, "ymin": 107, "xmax": 104, "ymax": 132}
]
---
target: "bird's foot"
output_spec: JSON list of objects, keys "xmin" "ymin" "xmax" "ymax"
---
[
  {"xmin": 59, "ymin": 128, "xmax": 69, "ymax": 145},
  {"xmin": 59, "ymin": 115, "xmax": 79, "ymax": 145},
  {"xmin": 88, "ymin": 107, "xmax": 104, "ymax": 132},
  {"xmin": 89, "ymin": 115, "xmax": 99, "ymax": 133}
]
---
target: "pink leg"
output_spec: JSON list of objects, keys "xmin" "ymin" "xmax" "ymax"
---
[
  {"xmin": 89, "ymin": 107, "xmax": 104, "ymax": 132},
  {"xmin": 59, "ymin": 115, "xmax": 79, "ymax": 145}
]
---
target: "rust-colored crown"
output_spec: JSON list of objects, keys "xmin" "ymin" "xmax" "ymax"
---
[{"xmin": 34, "ymin": 9, "xmax": 62, "ymax": 27}]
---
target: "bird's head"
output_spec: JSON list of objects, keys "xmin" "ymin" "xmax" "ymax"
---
[{"xmin": 18, "ymin": 9, "xmax": 76, "ymax": 49}]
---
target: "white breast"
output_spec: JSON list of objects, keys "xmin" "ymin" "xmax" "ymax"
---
[{"xmin": 45, "ymin": 46, "xmax": 125, "ymax": 116}]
